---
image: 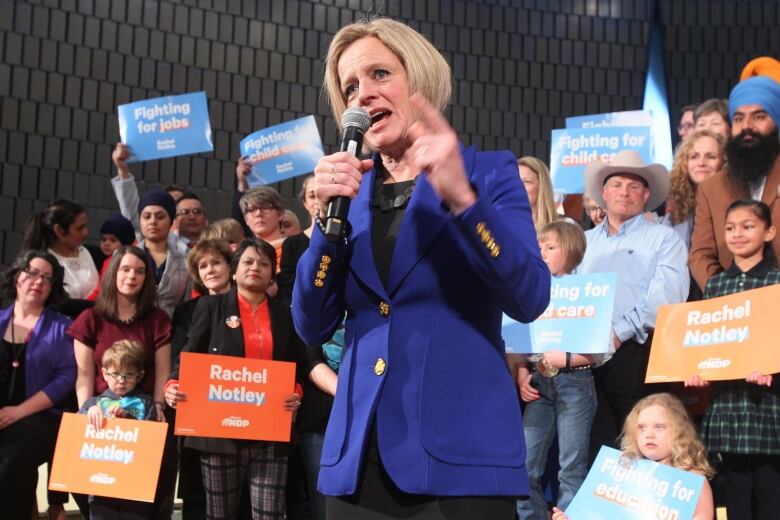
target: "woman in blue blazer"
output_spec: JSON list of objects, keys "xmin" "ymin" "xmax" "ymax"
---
[{"xmin": 291, "ymin": 18, "xmax": 551, "ymax": 518}]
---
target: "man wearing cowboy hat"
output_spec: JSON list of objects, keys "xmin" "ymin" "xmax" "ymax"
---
[
  {"xmin": 579, "ymin": 149, "xmax": 689, "ymax": 462},
  {"xmin": 690, "ymin": 60, "xmax": 780, "ymax": 291}
]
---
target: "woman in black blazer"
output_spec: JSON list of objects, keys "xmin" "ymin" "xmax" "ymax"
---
[{"xmin": 166, "ymin": 238, "xmax": 306, "ymax": 519}]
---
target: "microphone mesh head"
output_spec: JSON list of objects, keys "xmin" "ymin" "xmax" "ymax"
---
[{"xmin": 341, "ymin": 107, "xmax": 372, "ymax": 132}]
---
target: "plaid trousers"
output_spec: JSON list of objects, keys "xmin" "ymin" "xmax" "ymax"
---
[{"xmin": 200, "ymin": 442, "xmax": 288, "ymax": 519}]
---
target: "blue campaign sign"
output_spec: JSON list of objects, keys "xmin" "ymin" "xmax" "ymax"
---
[
  {"xmin": 549, "ymin": 127, "xmax": 652, "ymax": 194},
  {"xmin": 565, "ymin": 446, "xmax": 704, "ymax": 520},
  {"xmin": 118, "ymin": 92, "xmax": 213, "ymax": 162},
  {"xmin": 241, "ymin": 116, "xmax": 324, "ymax": 186},
  {"xmin": 565, "ymin": 110, "xmax": 655, "ymax": 130},
  {"xmin": 502, "ymin": 273, "xmax": 616, "ymax": 354}
]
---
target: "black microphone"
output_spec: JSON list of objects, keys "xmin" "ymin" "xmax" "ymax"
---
[{"xmin": 324, "ymin": 106, "xmax": 372, "ymax": 241}]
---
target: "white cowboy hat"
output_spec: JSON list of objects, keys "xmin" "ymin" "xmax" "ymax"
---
[{"xmin": 584, "ymin": 150, "xmax": 669, "ymax": 211}]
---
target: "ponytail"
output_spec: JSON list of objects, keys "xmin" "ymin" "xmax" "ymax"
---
[{"xmin": 20, "ymin": 199, "xmax": 85, "ymax": 252}]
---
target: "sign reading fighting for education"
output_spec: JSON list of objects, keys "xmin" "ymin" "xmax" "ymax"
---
[
  {"xmin": 240, "ymin": 115, "xmax": 324, "ymax": 186},
  {"xmin": 175, "ymin": 352, "xmax": 296, "ymax": 441},
  {"xmin": 118, "ymin": 92, "xmax": 213, "ymax": 162},
  {"xmin": 565, "ymin": 446, "xmax": 704, "ymax": 520},
  {"xmin": 48, "ymin": 413, "xmax": 167, "ymax": 502},
  {"xmin": 503, "ymin": 273, "xmax": 616, "ymax": 354},
  {"xmin": 646, "ymin": 284, "xmax": 780, "ymax": 383},
  {"xmin": 549, "ymin": 126, "xmax": 653, "ymax": 194}
]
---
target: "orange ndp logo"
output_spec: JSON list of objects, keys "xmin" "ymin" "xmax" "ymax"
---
[
  {"xmin": 175, "ymin": 352, "xmax": 296, "ymax": 442},
  {"xmin": 646, "ymin": 284, "xmax": 780, "ymax": 383},
  {"xmin": 48, "ymin": 414, "xmax": 167, "ymax": 502}
]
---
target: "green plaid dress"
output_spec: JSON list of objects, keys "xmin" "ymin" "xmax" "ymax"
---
[{"xmin": 700, "ymin": 257, "xmax": 780, "ymax": 455}]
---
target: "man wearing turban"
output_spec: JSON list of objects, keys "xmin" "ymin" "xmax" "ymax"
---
[{"xmin": 689, "ymin": 58, "xmax": 780, "ymax": 290}]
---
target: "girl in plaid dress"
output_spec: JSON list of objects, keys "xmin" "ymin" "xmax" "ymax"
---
[{"xmin": 686, "ymin": 199, "xmax": 780, "ymax": 519}]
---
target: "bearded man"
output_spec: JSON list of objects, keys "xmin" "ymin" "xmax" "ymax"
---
[{"xmin": 689, "ymin": 73, "xmax": 780, "ymax": 291}]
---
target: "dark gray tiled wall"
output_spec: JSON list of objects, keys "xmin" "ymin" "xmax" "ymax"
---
[{"xmin": 1, "ymin": 0, "xmax": 657, "ymax": 265}]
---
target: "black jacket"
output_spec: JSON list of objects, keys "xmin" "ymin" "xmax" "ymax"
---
[{"xmin": 171, "ymin": 287, "xmax": 306, "ymax": 455}]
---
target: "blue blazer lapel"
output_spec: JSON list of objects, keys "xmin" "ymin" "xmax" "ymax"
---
[
  {"xmin": 347, "ymin": 168, "xmax": 388, "ymax": 299},
  {"xmin": 386, "ymin": 145, "xmax": 476, "ymax": 295}
]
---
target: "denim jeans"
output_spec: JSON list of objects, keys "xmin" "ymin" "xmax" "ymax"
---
[
  {"xmin": 516, "ymin": 369, "xmax": 596, "ymax": 520},
  {"xmin": 299, "ymin": 431, "xmax": 326, "ymax": 520}
]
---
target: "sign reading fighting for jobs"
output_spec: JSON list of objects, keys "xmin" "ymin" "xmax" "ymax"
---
[
  {"xmin": 118, "ymin": 92, "xmax": 213, "ymax": 161},
  {"xmin": 175, "ymin": 352, "xmax": 296, "ymax": 442},
  {"xmin": 503, "ymin": 273, "xmax": 616, "ymax": 354},
  {"xmin": 48, "ymin": 414, "xmax": 167, "ymax": 502},
  {"xmin": 646, "ymin": 284, "xmax": 780, "ymax": 383}
]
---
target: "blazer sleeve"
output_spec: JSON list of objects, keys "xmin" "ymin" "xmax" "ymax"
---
[
  {"xmin": 449, "ymin": 150, "xmax": 551, "ymax": 323},
  {"xmin": 170, "ymin": 296, "xmax": 212, "ymax": 380},
  {"xmin": 291, "ymin": 228, "xmax": 349, "ymax": 346},
  {"xmin": 38, "ymin": 314, "xmax": 77, "ymax": 407},
  {"xmin": 689, "ymin": 183, "xmax": 721, "ymax": 291}
]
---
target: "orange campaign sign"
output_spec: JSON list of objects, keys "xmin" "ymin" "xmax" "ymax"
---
[
  {"xmin": 646, "ymin": 284, "xmax": 780, "ymax": 383},
  {"xmin": 48, "ymin": 413, "xmax": 167, "ymax": 502},
  {"xmin": 175, "ymin": 352, "xmax": 296, "ymax": 442}
]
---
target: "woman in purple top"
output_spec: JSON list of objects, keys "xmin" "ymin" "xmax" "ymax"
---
[{"xmin": 0, "ymin": 250, "xmax": 76, "ymax": 518}]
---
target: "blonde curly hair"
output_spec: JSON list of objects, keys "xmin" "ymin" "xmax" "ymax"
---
[
  {"xmin": 620, "ymin": 393, "xmax": 714, "ymax": 478},
  {"xmin": 668, "ymin": 130, "xmax": 726, "ymax": 224}
]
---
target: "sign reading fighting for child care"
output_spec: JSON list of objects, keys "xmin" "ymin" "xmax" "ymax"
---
[
  {"xmin": 240, "ymin": 116, "xmax": 324, "ymax": 186},
  {"xmin": 646, "ymin": 284, "xmax": 780, "ymax": 383},
  {"xmin": 565, "ymin": 446, "xmax": 704, "ymax": 520},
  {"xmin": 118, "ymin": 92, "xmax": 213, "ymax": 162},
  {"xmin": 565, "ymin": 110, "xmax": 655, "ymax": 130},
  {"xmin": 175, "ymin": 352, "xmax": 296, "ymax": 441},
  {"xmin": 503, "ymin": 273, "xmax": 616, "ymax": 354},
  {"xmin": 550, "ymin": 126, "xmax": 652, "ymax": 194},
  {"xmin": 48, "ymin": 413, "xmax": 167, "ymax": 502}
]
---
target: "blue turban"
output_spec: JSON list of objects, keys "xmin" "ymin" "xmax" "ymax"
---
[
  {"xmin": 138, "ymin": 188, "xmax": 176, "ymax": 223},
  {"xmin": 728, "ymin": 76, "xmax": 780, "ymax": 128}
]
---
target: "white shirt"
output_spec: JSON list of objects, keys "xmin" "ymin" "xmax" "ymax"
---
[{"xmin": 48, "ymin": 246, "xmax": 99, "ymax": 299}]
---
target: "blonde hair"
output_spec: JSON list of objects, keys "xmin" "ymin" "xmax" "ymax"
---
[
  {"xmin": 518, "ymin": 156, "xmax": 557, "ymax": 229},
  {"xmin": 324, "ymin": 18, "xmax": 452, "ymax": 129},
  {"xmin": 102, "ymin": 339, "xmax": 146, "ymax": 374},
  {"xmin": 668, "ymin": 130, "xmax": 726, "ymax": 224},
  {"xmin": 620, "ymin": 393, "xmax": 714, "ymax": 478},
  {"xmin": 537, "ymin": 221, "xmax": 586, "ymax": 274},
  {"xmin": 199, "ymin": 218, "xmax": 245, "ymax": 244}
]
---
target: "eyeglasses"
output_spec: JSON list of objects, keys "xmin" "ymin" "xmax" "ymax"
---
[
  {"xmin": 177, "ymin": 208, "xmax": 204, "ymax": 217},
  {"xmin": 678, "ymin": 122, "xmax": 694, "ymax": 132},
  {"xmin": 105, "ymin": 371, "xmax": 139, "ymax": 382},
  {"xmin": 23, "ymin": 268, "xmax": 53, "ymax": 285},
  {"xmin": 244, "ymin": 204, "xmax": 278, "ymax": 215}
]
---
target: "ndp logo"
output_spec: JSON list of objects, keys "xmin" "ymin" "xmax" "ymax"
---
[
  {"xmin": 89, "ymin": 473, "xmax": 117, "ymax": 485},
  {"xmin": 222, "ymin": 416, "xmax": 250, "ymax": 428},
  {"xmin": 697, "ymin": 357, "xmax": 731, "ymax": 370}
]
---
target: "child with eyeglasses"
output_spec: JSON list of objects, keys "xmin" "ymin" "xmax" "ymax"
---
[{"xmin": 78, "ymin": 339, "xmax": 158, "ymax": 519}]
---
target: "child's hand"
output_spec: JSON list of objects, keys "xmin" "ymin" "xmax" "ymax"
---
[
  {"xmin": 543, "ymin": 350, "xmax": 566, "ymax": 369},
  {"xmin": 684, "ymin": 375, "xmax": 710, "ymax": 387},
  {"xmin": 87, "ymin": 405, "xmax": 105, "ymax": 430},
  {"xmin": 551, "ymin": 506, "xmax": 569, "ymax": 520},
  {"xmin": 517, "ymin": 367, "xmax": 540, "ymax": 402},
  {"xmin": 747, "ymin": 371, "xmax": 773, "ymax": 387}
]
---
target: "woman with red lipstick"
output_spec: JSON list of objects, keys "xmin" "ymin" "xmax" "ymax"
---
[
  {"xmin": 67, "ymin": 245, "xmax": 174, "ymax": 516},
  {"xmin": 0, "ymin": 250, "xmax": 75, "ymax": 518},
  {"xmin": 291, "ymin": 18, "xmax": 550, "ymax": 519}
]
